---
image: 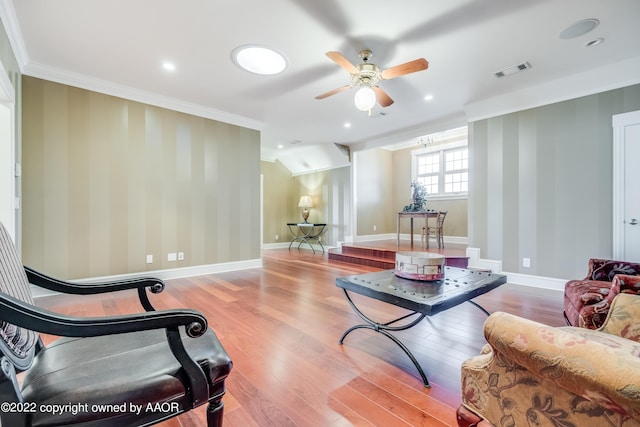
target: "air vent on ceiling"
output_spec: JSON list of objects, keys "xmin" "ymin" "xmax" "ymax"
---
[{"xmin": 494, "ymin": 62, "xmax": 531, "ymax": 78}]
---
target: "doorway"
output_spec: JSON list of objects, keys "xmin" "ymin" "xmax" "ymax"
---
[
  {"xmin": 0, "ymin": 59, "xmax": 15, "ymax": 242},
  {"xmin": 613, "ymin": 110, "xmax": 640, "ymax": 261}
]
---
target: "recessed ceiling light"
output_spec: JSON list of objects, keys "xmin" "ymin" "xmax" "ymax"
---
[
  {"xmin": 585, "ymin": 38, "xmax": 604, "ymax": 47},
  {"xmin": 231, "ymin": 45, "xmax": 287, "ymax": 75},
  {"xmin": 559, "ymin": 19, "xmax": 599, "ymax": 40},
  {"xmin": 344, "ymin": 122, "xmax": 351, "ymax": 128},
  {"xmin": 277, "ymin": 144, "xmax": 284, "ymax": 149},
  {"xmin": 424, "ymin": 94, "xmax": 434, "ymax": 101},
  {"xmin": 162, "ymin": 62, "xmax": 176, "ymax": 72}
]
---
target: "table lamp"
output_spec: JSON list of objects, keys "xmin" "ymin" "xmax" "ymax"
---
[{"xmin": 298, "ymin": 195, "xmax": 313, "ymax": 223}]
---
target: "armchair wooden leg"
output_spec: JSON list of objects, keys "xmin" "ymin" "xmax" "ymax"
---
[
  {"xmin": 456, "ymin": 405, "xmax": 483, "ymax": 427},
  {"xmin": 206, "ymin": 399, "xmax": 224, "ymax": 427}
]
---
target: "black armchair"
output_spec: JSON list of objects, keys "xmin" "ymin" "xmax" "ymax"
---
[{"xmin": 0, "ymin": 222, "xmax": 232, "ymax": 426}]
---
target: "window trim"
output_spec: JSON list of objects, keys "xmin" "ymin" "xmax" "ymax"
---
[{"xmin": 411, "ymin": 140, "xmax": 468, "ymax": 201}]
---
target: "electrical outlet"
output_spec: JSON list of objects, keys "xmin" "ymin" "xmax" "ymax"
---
[
  {"xmin": 373, "ymin": 225, "xmax": 377, "ymax": 231},
  {"xmin": 275, "ymin": 234, "xmax": 279, "ymax": 240},
  {"xmin": 178, "ymin": 252, "xmax": 184, "ymax": 261},
  {"xmin": 146, "ymin": 254, "xmax": 153, "ymax": 264},
  {"xmin": 522, "ymin": 257, "xmax": 531, "ymax": 268},
  {"xmin": 168, "ymin": 252, "xmax": 177, "ymax": 262}
]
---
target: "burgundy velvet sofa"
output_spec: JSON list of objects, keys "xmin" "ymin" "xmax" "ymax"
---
[{"xmin": 564, "ymin": 258, "xmax": 640, "ymax": 329}]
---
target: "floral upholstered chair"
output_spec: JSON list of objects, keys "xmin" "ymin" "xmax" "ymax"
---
[
  {"xmin": 564, "ymin": 258, "xmax": 640, "ymax": 329},
  {"xmin": 458, "ymin": 293, "xmax": 640, "ymax": 427}
]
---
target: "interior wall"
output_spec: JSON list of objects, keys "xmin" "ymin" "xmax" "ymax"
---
[
  {"xmin": 293, "ymin": 166, "xmax": 350, "ymax": 247},
  {"xmin": 22, "ymin": 76, "xmax": 261, "ymax": 280},
  {"xmin": 261, "ymin": 159, "xmax": 296, "ymax": 244},
  {"xmin": 354, "ymin": 148, "xmax": 395, "ymax": 236},
  {"xmin": 469, "ymin": 83, "xmax": 640, "ymax": 279}
]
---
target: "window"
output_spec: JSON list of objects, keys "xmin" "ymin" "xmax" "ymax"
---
[{"xmin": 414, "ymin": 146, "xmax": 468, "ymax": 198}]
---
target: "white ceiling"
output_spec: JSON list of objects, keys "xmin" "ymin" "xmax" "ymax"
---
[{"xmin": 4, "ymin": 0, "xmax": 640, "ymax": 173}]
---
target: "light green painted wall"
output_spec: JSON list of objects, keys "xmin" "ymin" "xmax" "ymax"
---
[
  {"xmin": 470, "ymin": 83, "xmax": 640, "ymax": 279},
  {"xmin": 22, "ymin": 76, "xmax": 261, "ymax": 279}
]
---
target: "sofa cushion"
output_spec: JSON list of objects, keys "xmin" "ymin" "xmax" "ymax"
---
[
  {"xmin": 564, "ymin": 279, "xmax": 612, "ymax": 328},
  {"xmin": 591, "ymin": 260, "xmax": 640, "ymax": 282}
]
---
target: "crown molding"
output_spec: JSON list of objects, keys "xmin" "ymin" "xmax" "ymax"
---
[
  {"xmin": 0, "ymin": 0, "xmax": 29, "ymax": 70},
  {"xmin": 23, "ymin": 61, "xmax": 263, "ymax": 131}
]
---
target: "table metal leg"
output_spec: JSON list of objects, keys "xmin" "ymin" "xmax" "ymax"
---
[
  {"xmin": 467, "ymin": 300, "xmax": 491, "ymax": 316},
  {"xmin": 338, "ymin": 289, "xmax": 431, "ymax": 387}
]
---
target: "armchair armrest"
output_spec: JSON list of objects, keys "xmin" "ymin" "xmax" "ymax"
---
[
  {"xmin": 0, "ymin": 290, "xmax": 206, "ymax": 338},
  {"xmin": 0, "ymin": 291, "xmax": 211, "ymax": 406},
  {"xmin": 599, "ymin": 293, "xmax": 640, "ymax": 341},
  {"xmin": 483, "ymin": 312, "xmax": 640, "ymax": 415},
  {"xmin": 24, "ymin": 266, "xmax": 165, "ymax": 312}
]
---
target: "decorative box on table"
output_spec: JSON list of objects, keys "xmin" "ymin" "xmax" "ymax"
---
[{"xmin": 395, "ymin": 251, "xmax": 445, "ymax": 281}]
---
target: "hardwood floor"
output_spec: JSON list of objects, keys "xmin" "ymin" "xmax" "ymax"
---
[{"xmin": 35, "ymin": 246, "xmax": 566, "ymax": 427}]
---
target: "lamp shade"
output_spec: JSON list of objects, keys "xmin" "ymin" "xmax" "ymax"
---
[
  {"xmin": 354, "ymin": 86, "xmax": 376, "ymax": 111},
  {"xmin": 298, "ymin": 195, "xmax": 313, "ymax": 208}
]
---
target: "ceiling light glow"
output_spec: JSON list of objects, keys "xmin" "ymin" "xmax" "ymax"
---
[
  {"xmin": 162, "ymin": 62, "xmax": 176, "ymax": 71},
  {"xmin": 424, "ymin": 94, "xmax": 434, "ymax": 101},
  {"xmin": 354, "ymin": 86, "xmax": 376, "ymax": 111},
  {"xmin": 232, "ymin": 45, "xmax": 287, "ymax": 75}
]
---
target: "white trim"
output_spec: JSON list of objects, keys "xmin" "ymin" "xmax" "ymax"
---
[
  {"xmin": 354, "ymin": 233, "xmax": 469, "ymax": 246},
  {"xmin": 502, "ymin": 272, "xmax": 566, "ymax": 292},
  {"xmin": 32, "ymin": 259, "xmax": 263, "ymax": 298},
  {"xmin": 22, "ymin": 61, "xmax": 263, "ymax": 132},
  {"xmin": 466, "ymin": 247, "xmax": 502, "ymax": 272},
  {"xmin": 612, "ymin": 110, "xmax": 640, "ymax": 260},
  {"xmin": 0, "ymin": 0, "xmax": 29, "ymax": 71},
  {"xmin": 262, "ymin": 242, "xmax": 291, "ymax": 249}
]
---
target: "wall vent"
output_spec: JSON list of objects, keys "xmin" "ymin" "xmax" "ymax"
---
[{"xmin": 494, "ymin": 62, "xmax": 532, "ymax": 78}]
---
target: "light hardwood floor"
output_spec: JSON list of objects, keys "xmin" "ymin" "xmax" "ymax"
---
[{"xmin": 35, "ymin": 247, "xmax": 566, "ymax": 427}]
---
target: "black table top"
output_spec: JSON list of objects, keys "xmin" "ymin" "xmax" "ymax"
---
[{"xmin": 336, "ymin": 267, "xmax": 507, "ymax": 315}]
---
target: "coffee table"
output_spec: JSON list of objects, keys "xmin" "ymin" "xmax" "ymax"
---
[{"xmin": 336, "ymin": 267, "xmax": 507, "ymax": 387}]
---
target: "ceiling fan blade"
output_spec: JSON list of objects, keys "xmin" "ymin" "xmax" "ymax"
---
[
  {"xmin": 373, "ymin": 86, "xmax": 394, "ymax": 107},
  {"xmin": 380, "ymin": 58, "xmax": 429, "ymax": 80},
  {"xmin": 326, "ymin": 51, "xmax": 359, "ymax": 75},
  {"xmin": 315, "ymin": 84, "xmax": 352, "ymax": 100}
]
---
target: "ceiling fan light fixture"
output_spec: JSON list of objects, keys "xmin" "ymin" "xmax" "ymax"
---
[
  {"xmin": 232, "ymin": 45, "xmax": 287, "ymax": 75},
  {"xmin": 354, "ymin": 86, "xmax": 376, "ymax": 111}
]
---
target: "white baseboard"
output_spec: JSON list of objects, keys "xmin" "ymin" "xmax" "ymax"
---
[
  {"xmin": 502, "ymin": 272, "xmax": 566, "ymax": 292},
  {"xmin": 354, "ymin": 234, "xmax": 469, "ymax": 246},
  {"xmin": 262, "ymin": 242, "xmax": 291, "ymax": 249},
  {"xmin": 466, "ymin": 247, "xmax": 565, "ymax": 291},
  {"xmin": 32, "ymin": 258, "xmax": 263, "ymax": 299}
]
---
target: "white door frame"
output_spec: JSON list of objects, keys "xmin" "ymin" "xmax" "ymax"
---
[
  {"xmin": 612, "ymin": 110, "xmax": 640, "ymax": 260},
  {"xmin": 0, "ymin": 58, "xmax": 16, "ymax": 242}
]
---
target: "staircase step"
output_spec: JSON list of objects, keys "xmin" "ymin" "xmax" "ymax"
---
[{"xmin": 328, "ymin": 244, "xmax": 469, "ymax": 270}]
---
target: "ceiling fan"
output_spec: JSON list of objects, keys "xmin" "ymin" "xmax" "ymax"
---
[{"xmin": 315, "ymin": 49, "xmax": 429, "ymax": 111}]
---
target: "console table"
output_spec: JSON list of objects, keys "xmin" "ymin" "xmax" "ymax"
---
[
  {"xmin": 287, "ymin": 223, "xmax": 327, "ymax": 254},
  {"xmin": 397, "ymin": 211, "xmax": 438, "ymax": 247}
]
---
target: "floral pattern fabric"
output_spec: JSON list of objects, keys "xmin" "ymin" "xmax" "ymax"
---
[
  {"xmin": 461, "ymin": 294, "xmax": 640, "ymax": 427},
  {"xmin": 564, "ymin": 258, "xmax": 640, "ymax": 329}
]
